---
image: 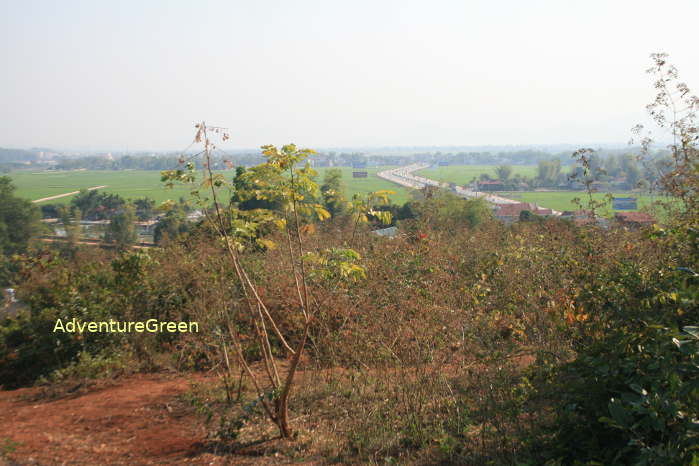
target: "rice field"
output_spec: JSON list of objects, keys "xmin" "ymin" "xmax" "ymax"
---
[
  {"xmin": 9, "ymin": 170, "xmax": 197, "ymax": 204},
  {"xmin": 414, "ymin": 165, "xmax": 669, "ymax": 214},
  {"xmin": 8, "ymin": 167, "xmax": 413, "ymax": 206},
  {"xmin": 415, "ymin": 165, "xmax": 546, "ymax": 185},
  {"xmin": 313, "ymin": 167, "xmax": 412, "ymax": 204},
  {"xmin": 10, "ymin": 165, "xmax": 667, "ymax": 213},
  {"xmin": 499, "ymin": 191, "xmax": 667, "ymax": 214}
]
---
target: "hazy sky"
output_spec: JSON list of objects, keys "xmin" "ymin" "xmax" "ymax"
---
[{"xmin": 1, "ymin": 0, "xmax": 697, "ymax": 150}]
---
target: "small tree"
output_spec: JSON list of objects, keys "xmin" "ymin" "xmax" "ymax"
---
[
  {"xmin": 104, "ymin": 205, "xmax": 137, "ymax": 251},
  {"xmin": 633, "ymin": 52, "xmax": 699, "ymax": 219},
  {"xmin": 0, "ymin": 177, "xmax": 42, "ymax": 255},
  {"xmin": 133, "ymin": 197, "xmax": 156, "ymax": 221},
  {"xmin": 162, "ymin": 123, "xmax": 388, "ymax": 438},
  {"xmin": 153, "ymin": 208, "xmax": 188, "ymax": 245},
  {"xmin": 420, "ymin": 191, "xmax": 492, "ymax": 229},
  {"xmin": 57, "ymin": 205, "xmax": 82, "ymax": 254},
  {"xmin": 347, "ymin": 190, "xmax": 393, "ymax": 246},
  {"xmin": 320, "ymin": 168, "xmax": 346, "ymax": 217},
  {"xmin": 569, "ymin": 148, "xmax": 611, "ymax": 218},
  {"xmin": 537, "ymin": 159, "xmax": 562, "ymax": 185},
  {"xmin": 617, "ymin": 154, "xmax": 640, "ymax": 189},
  {"xmin": 495, "ymin": 165, "xmax": 512, "ymax": 182}
]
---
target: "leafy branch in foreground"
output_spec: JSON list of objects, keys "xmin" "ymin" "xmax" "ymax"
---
[
  {"xmin": 347, "ymin": 190, "xmax": 394, "ymax": 247},
  {"xmin": 568, "ymin": 148, "xmax": 612, "ymax": 218},
  {"xmin": 161, "ymin": 123, "xmax": 386, "ymax": 439},
  {"xmin": 633, "ymin": 52, "xmax": 699, "ymax": 220}
]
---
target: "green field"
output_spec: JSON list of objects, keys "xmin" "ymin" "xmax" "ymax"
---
[
  {"xmin": 416, "ymin": 165, "xmax": 545, "ymax": 185},
  {"xmin": 313, "ymin": 167, "xmax": 412, "ymax": 204},
  {"xmin": 414, "ymin": 164, "xmax": 672, "ymax": 214},
  {"xmin": 9, "ymin": 170, "xmax": 197, "ymax": 204},
  {"xmin": 10, "ymin": 167, "xmax": 670, "ymax": 215},
  {"xmin": 498, "ymin": 191, "xmax": 669, "ymax": 214},
  {"xmin": 9, "ymin": 167, "xmax": 412, "ymax": 206}
]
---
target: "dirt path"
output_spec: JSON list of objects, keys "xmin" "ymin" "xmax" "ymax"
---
[
  {"xmin": 0, "ymin": 373, "xmax": 324, "ymax": 465},
  {"xmin": 32, "ymin": 186, "xmax": 107, "ymax": 204},
  {"xmin": 0, "ymin": 374, "xmax": 233, "ymax": 465}
]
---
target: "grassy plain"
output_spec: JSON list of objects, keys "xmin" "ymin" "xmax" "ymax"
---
[
  {"xmin": 502, "ymin": 191, "xmax": 665, "ymax": 213},
  {"xmin": 9, "ymin": 170, "xmax": 194, "ymax": 204},
  {"xmin": 416, "ymin": 164, "xmax": 546, "ymax": 184},
  {"xmin": 415, "ymin": 165, "xmax": 668, "ymax": 214},
  {"xmin": 9, "ymin": 167, "xmax": 413, "ymax": 206},
  {"xmin": 313, "ymin": 166, "xmax": 412, "ymax": 204},
  {"xmin": 10, "ymin": 166, "xmax": 668, "ymax": 214}
]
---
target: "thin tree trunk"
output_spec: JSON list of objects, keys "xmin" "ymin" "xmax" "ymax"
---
[{"xmin": 275, "ymin": 323, "xmax": 309, "ymax": 438}]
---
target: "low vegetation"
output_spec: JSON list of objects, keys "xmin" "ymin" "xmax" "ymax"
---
[{"xmin": 0, "ymin": 54, "xmax": 697, "ymax": 465}]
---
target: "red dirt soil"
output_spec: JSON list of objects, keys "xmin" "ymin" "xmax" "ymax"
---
[{"xmin": 0, "ymin": 374, "xmax": 288, "ymax": 465}]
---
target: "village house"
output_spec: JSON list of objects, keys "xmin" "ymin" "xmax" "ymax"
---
[
  {"xmin": 614, "ymin": 211, "xmax": 656, "ymax": 228},
  {"xmin": 495, "ymin": 202, "xmax": 556, "ymax": 223},
  {"xmin": 560, "ymin": 210, "xmax": 609, "ymax": 227},
  {"xmin": 477, "ymin": 180, "xmax": 506, "ymax": 191}
]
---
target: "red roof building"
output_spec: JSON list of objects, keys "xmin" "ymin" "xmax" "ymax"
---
[
  {"xmin": 477, "ymin": 180, "xmax": 506, "ymax": 191},
  {"xmin": 614, "ymin": 212, "xmax": 656, "ymax": 227},
  {"xmin": 495, "ymin": 203, "xmax": 556, "ymax": 222}
]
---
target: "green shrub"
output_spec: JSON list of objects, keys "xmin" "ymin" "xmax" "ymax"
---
[
  {"xmin": 39, "ymin": 349, "xmax": 134, "ymax": 385},
  {"xmin": 539, "ymin": 325, "xmax": 699, "ymax": 465}
]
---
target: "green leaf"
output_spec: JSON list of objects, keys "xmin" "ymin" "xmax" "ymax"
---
[
  {"xmin": 256, "ymin": 238, "xmax": 276, "ymax": 250},
  {"xmin": 608, "ymin": 398, "xmax": 632, "ymax": 428},
  {"xmin": 314, "ymin": 205, "xmax": 331, "ymax": 222}
]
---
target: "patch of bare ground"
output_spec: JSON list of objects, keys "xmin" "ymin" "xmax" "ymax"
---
[
  {"xmin": 0, "ymin": 373, "xmax": 320, "ymax": 465},
  {"xmin": 0, "ymin": 354, "xmax": 539, "ymax": 465}
]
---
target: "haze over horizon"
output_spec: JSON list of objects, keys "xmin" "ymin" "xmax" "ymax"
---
[{"xmin": 2, "ymin": 0, "xmax": 698, "ymax": 151}]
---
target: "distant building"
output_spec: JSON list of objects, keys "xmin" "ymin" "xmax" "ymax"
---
[
  {"xmin": 614, "ymin": 212, "xmax": 655, "ymax": 228},
  {"xmin": 560, "ymin": 210, "xmax": 608, "ymax": 227},
  {"xmin": 495, "ymin": 203, "xmax": 556, "ymax": 223},
  {"xmin": 478, "ymin": 180, "xmax": 506, "ymax": 191}
]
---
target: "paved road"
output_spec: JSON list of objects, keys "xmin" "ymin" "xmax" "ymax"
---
[
  {"xmin": 376, "ymin": 164, "xmax": 521, "ymax": 205},
  {"xmin": 376, "ymin": 164, "xmax": 564, "ymax": 216}
]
